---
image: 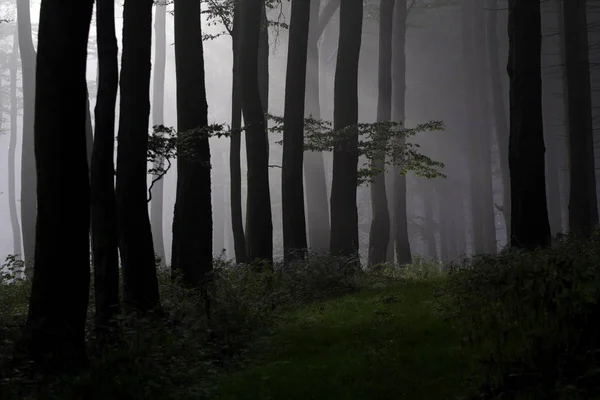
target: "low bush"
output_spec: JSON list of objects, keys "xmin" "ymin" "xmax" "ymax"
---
[{"xmin": 439, "ymin": 232, "xmax": 600, "ymax": 399}]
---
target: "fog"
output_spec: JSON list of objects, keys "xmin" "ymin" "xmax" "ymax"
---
[{"xmin": 2, "ymin": 0, "xmax": 597, "ymax": 266}]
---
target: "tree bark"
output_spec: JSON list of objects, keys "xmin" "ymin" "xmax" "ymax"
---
[
  {"xmin": 91, "ymin": 0, "xmax": 121, "ymax": 335},
  {"xmin": 282, "ymin": 0, "xmax": 311, "ymax": 261},
  {"xmin": 22, "ymin": 0, "xmax": 94, "ymax": 368},
  {"xmin": 17, "ymin": 0, "xmax": 37, "ymax": 274},
  {"xmin": 507, "ymin": 0, "xmax": 552, "ymax": 249},
  {"xmin": 563, "ymin": 0, "xmax": 598, "ymax": 238},
  {"xmin": 116, "ymin": 0, "xmax": 160, "ymax": 311},
  {"xmin": 368, "ymin": 0, "xmax": 394, "ymax": 267},
  {"xmin": 9, "ymin": 29, "xmax": 22, "ymax": 258},
  {"xmin": 329, "ymin": 0, "xmax": 362, "ymax": 257},
  {"xmin": 304, "ymin": 0, "xmax": 330, "ymax": 253},
  {"xmin": 151, "ymin": 1, "xmax": 167, "ymax": 266},
  {"xmin": 240, "ymin": 0, "xmax": 273, "ymax": 263},
  {"xmin": 392, "ymin": 0, "xmax": 411, "ymax": 265},
  {"xmin": 171, "ymin": 0, "xmax": 213, "ymax": 285}
]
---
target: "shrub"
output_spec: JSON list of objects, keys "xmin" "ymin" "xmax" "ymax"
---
[{"xmin": 439, "ymin": 232, "xmax": 600, "ymax": 399}]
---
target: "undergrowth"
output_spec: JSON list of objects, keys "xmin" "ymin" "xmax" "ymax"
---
[{"xmin": 439, "ymin": 232, "xmax": 600, "ymax": 399}]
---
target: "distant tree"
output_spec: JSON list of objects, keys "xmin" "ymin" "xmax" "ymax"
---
[
  {"xmin": 368, "ymin": 0, "xmax": 394, "ymax": 266},
  {"xmin": 563, "ymin": 0, "xmax": 598, "ymax": 238},
  {"xmin": 150, "ymin": 0, "xmax": 168, "ymax": 266},
  {"xmin": 239, "ymin": 0, "xmax": 273, "ymax": 263},
  {"xmin": 8, "ymin": 28, "xmax": 21, "ymax": 258},
  {"xmin": 303, "ymin": 0, "xmax": 330, "ymax": 254},
  {"xmin": 507, "ymin": 0, "xmax": 551, "ymax": 249},
  {"xmin": 329, "ymin": 0, "xmax": 363, "ymax": 257},
  {"xmin": 391, "ymin": 0, "xmax": 411, "ymax": 264},
  {"xmin": 21, "ymin": 0, "xmax": 94, "ymax": 368},
  {"xmin": 91, "ymin": 0, "xmax": 120, "ymax": 336},
  {"xmin": 282, "ymin": 0, "xmax": 311, "ymax": 261},
  {"xmin": 171, "ymin": 0, "xmax": 213, "ymax": 285},
  {"xmin": 116, "ymin": 0, "xmax": 161, "ymax": 311},
  {"xmin": 17, "ymin": 0, "xmax": 36, "ymax": 275}
]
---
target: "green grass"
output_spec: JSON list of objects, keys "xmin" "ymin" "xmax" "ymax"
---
[{"xmin": 217, "ymin": 280, "xmax": 476, "ymax": 400}]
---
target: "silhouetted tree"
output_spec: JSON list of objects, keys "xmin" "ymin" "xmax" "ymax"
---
[
  {"xmin": 368, "ymin": 0, "xmax": 394, "ymax": 266},
  {"xmin": 22, "ymin": 0, "xmax": 94, "ymax": 368},
  {"xmin": 507, "ymin": 0, "xmax": 551, "ymax": 249},
  {"xmin": 563, "ymin": 0, "xmax": 598, "ymax": 238},
  {"xmin": 91, "ymin": 0, "xmax": 120, "ymax": 335},
  {"xmin": 329, "ymin": 0, "xmax": 363, "ymax": 256},
  {"xmin": 116, "ymin": 0, "xmax": 161, "ymax": 311},
  {"xmin": 240, "ymin": 0, "xmax": 273, "ymax": 263},
  {"xmin": 8, "ymin": 29, "xmax": 22, "ymax": 258},
  {"xmin": 171, "ymin": 0, "xmax": 213, "ymax": 285}
]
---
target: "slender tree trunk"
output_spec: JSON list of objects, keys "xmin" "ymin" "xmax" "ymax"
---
[
  {"xmin": 151, "ymin": 1, "xmax": 167, "ymax": 266},
  {"xmin": 422, "ymin": 182, "xmax": 437, "ymax": 259},
  {"xmin": 304, "ymin": 0, "xmax": 330, "ymax": 253},
  {"xmin": 21, "ymin": 0, "xmax": 94, "ymax": 369},
  {"xmin": 318, "ymin": 0, "xmax": 340, "ymax": 39},
  {"xmin": 116, "ymin": 0, "xmax": 160, "ymax": 311},
  {"xmin": 368, "ymin": 0, "xmax": 394, "ymax": 266},
  {"xmin": 9, "ymin": 30, "xmax": 22, "ymax": 258},
  {"xmin": 230, "ymin": 2, "xmax": 246, "ymax": 263},
  {"xmin": 171, "ymin": 0, "xmax": 213, "ymax": 285},
  {"xmin": 282, "ymin": 0, "xmax": 310, "ymax": 261},
  {"xmin": 17, "ymin": 0, "xmax": 37, "ymax": 274},
  {"xmin": 329, "ymin": 0, "xmax": 362, "ymax": 257},
  {"xmin": 392, "ymin": 0, "xmax": 411, "ymax": 264},
  {"xmin": 487, "ymin": 0, "xmax": 511, "ymax": 242},
  {"xmin": 240, "ymin": 0, "xmax": 273, "ymax": 263},
  {"xmin": 507, "ymin": 0, "xmax": 552, "ymax": 249},
  {"xmin": 563, "ymin": 0, "xmax": 598, "ymax": 237},
  {"xmin": 91, "ymin": 0, "xmax": 120, "ymax": 335}
]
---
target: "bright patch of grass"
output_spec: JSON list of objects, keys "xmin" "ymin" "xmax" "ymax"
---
[{"xmin": 217, "ymin": 280, "xmax": 475, "ymax": 400}]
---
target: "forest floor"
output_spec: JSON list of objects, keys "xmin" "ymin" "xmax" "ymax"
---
[{"xmin": 215, "ymin": 280, "xmax": 477, "ymax": 400}]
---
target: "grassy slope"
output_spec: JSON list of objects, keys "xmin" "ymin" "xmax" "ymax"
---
[{"xmin": 217, "ymin": 280, "xmax": 475, "ymax": 400}]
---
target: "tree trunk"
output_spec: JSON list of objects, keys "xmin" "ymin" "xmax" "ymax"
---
[
  {"xmin": 116, "ymin": 0, "xmax": 160, "ymax": 311},
  {"xmin": 487, "ymin": 0, "xmax": 511, "ymax": 242},
  {"xmin": 240, "ymin": 0, "xmax": 273, "ymax": 263},
  {"xmin": 392, "ymin": 0, "xmax": 411, "ymax": 265},
  {"xmin": 91, "ymin": 0, "xmax": 121, "ymax": 335},
  {"xmin": 282, "ymin": 0, "xmax": 310, "ymax": 261},
  {"xmin": 563, "ymin": 0, "xmax": 598, "ymax": 238},
  {"xmin": 329, "ymin": 0, "xmax": 362, "ymax": 257},
  {"xmin": 22, "ymin": 0, "xmax": 94, "ymax": 369},
  {"xmin": 304, "ymin": 0, "xmax": 330, "ymax": 254},
  {"xmin": 151, "ymin": 1, "xmax": 167, "ymax": 266},
  {"xmin": 9, "ymin": 29, "xmax": 22, "ymax": 258},
  {"xmin": 230, "ymin": 2, "xmax": 246, "ymax": 263},
  {"xmin": 17, "ymin": 0, "xmax": 37, "ymax": 274},
  {"xmin": 368, "ymin": 0, "xmax": 394, "ymax": 267},
  {"xmin": 507, "ymin": 0, "xmax": 552, "ymax": 249},
  {"xmin": 171, "ymin": 0, "xmax": 213, "ymax": 285}
]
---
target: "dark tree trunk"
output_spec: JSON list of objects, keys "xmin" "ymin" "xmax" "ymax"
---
[
  {"xmin": 507, "ymin": 0, "xmax": 552, "ymax": 249},
  {"xmin": 151, "ymin": 1, "xmax": 167, "ymax": 266},
  {"xmin": 116, "ymin": 0, "xmax": 160, "ymax": 311},
  {"xmin": 368, "ymin": 0, "xmax": 394, "ymax": 266},
  {"xmin": 9, "ymin": 30, "xmax": 22, "ymax": 257},
  {"xmin": 230, "ymin": 2, "xmax": 246, "ymax": 263},
  {"xmin": 304, "ymin": 0, "xmax": 330, "ymax": 254},
  {"xmin": 91, "ymin": 0, "xmax": 120, "ymax": 335},
  {"xmin": 563, "ymin": 0, "xmax": 598, "ymax": 238},
  {"xmin": 487, "ymin": 0, "xmax": 511, "ymax": 242},
  {"xmin": 22, "ymin": 0, "xmax": 94, "ymax": 369},
  {"xmin": 17, "ymin": 0, "xmax": 37, "ymax": 274},
  {"xmin": 171, "ymin": 0, "xmax": 213, "ymax": 285},
  {"xmin": 392, "ymin": 0, "xmax": 411, "ymax": 265},
  {"xmin": 329, "ymin": 0, "xmax": 362, "ymax": 257},
  {"xmin": 282, "ymin": 0, "xmax": 310, "ymax": 261},
  {"xmin": 240, "ymin": 0, "xmax": 273, "ymax": 263}
]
